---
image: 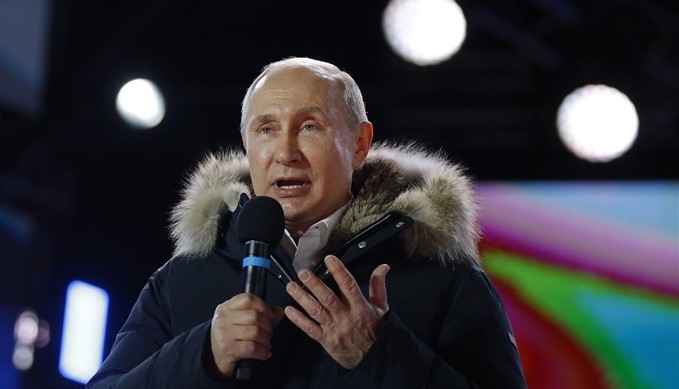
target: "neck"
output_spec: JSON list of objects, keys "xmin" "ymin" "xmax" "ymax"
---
[
  {"xmin": 286, "ymin": 224, "xmax": 306, "ymax": 243},
  {"xmin": 285, "ymin": 193, "xmax": 352, "ymax": 243}
]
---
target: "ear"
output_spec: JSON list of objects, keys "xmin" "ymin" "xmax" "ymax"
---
[{"xmin": 352, "ymin": 121, "xmax": 373, "ymax": 170}]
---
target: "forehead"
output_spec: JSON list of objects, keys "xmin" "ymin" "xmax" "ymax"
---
[{"xmin": 250, "ymin": 68, "xmax": 336, "ymax": 107}]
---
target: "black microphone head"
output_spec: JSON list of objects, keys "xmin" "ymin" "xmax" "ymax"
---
[{"xmin": 236, "ymin": 196, "xmax": 285, "ymax": 246}]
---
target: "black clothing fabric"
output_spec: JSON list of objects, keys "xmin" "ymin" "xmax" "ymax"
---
[{"xmin": 88, "ymin": 143, "xmax": 526, "ymax": 388}]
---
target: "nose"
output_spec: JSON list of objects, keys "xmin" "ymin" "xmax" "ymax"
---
[{"xmin": 274, "ymin": 128, "xmax": 302, "ymax": 165}]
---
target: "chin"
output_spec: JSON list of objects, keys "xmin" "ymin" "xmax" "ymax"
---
[
  {"xmin": 281, "ymin": 203, "xmax": 319, "ymax": 225},
  {"xmin": 279, "ymin": 202, "xmax": 305, "ymax": 220}
]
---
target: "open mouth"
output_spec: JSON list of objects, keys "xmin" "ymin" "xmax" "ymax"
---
[{"xmin": 275, "ymin": 179, "xmax": 306, "ymax": 190}]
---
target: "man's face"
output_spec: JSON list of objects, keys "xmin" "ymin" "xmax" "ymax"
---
[{"xmin": 242, "ymin": 68, "xmax": 371, "ymax": 237}]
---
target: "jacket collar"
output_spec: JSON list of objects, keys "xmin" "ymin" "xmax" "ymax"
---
[{"xmin": 169, "ymin": 142, "xmax": 480, "ymax": 265}]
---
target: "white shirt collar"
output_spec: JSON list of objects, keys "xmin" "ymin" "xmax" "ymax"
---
[{"xmin": 281, "ymin": 198, "xmax": 351, "ymax": 272}]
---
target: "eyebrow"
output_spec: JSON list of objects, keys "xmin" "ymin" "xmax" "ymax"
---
[{"xmin": 252, "ymin": 114, "xmax": 277, "ymax": 126}]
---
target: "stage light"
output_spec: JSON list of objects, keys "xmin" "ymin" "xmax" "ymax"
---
[
  {"xmin": 59, "ymin": 280, "xmax": 109, "ymax": 384},
  {"xmin": 12, "ymin": 344, "xmax": 33, "ymax": 371},
  {"xmin": 557, "ymin": 84, "xmax": 638, "ymax": 162},
  {"xmin": 382, "ymin": 0, "xmax": 467, "ymax": 66},
  {"xmin": 35, "ymin": 320, "xmax": 50, "ymax": 348},
  {"xmin": 14, "ymin": 310, "xmax": 39, "ymax": 345},
  {"xmin": 12, "ymin": 309, "xmax": 38, "ymax": 372},
  {"xmin": 116, "ymin": 78, "xmax": 165, "ymax": 129}
]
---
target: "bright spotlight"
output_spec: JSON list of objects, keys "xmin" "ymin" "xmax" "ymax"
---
[
  {"xmin": 14, "ymin": 310, "xmax": 39, "ymax": 345},
  {"xmin": 12, "ymin": 345, "xmax": 34, "ymax": 371},
  {"xmin": 59, "ymin": 280, "xmax": 109, "ymax": 384},
  {"xmin": 383, "ymin": 0, "xmax": 467, "ymax": 66},
  {"xmin": 116, "ymin": 78, "xmax": 165, "ymax": 129},
  {"xmin": 557, "ymin": 84, "xmax": 639, "ymax": 163}
]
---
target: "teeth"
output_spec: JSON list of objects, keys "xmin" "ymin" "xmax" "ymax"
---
[{"xmin": 276, "ymin": 179, "xmax": 305, "ymax": 189}]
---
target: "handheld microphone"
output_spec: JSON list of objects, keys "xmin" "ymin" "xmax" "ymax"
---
[{"xmin": 234, "ymin": 195, "xmax": 285, "ymax": 381}]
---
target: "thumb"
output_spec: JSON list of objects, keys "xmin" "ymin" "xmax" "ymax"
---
[{"xmin": 369, "ymin": 264, "xmax": 390, "ymax": 311}]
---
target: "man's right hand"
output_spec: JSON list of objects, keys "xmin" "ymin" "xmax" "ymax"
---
[{"xmin": 210, "ymin": 293, "xmax": 284, "ymax": 377}]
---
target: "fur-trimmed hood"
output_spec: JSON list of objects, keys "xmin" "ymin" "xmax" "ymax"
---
[{"xmin": 169, "ymin": 142, "xmax": 480, "ymax": 265}]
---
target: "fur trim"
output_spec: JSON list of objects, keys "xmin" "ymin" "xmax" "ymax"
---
[
  {"xmin": 170, "ymin": 142, "xmax": 480, "ymax": 264},
  {"xmin": 340, "ymin": 142, "xmax": 480, "ymax": 263},
  {"xmin": 169, "ymin": 150, "xmax": 251, "ymax": 258}
]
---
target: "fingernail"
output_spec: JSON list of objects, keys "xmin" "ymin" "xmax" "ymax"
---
[
  {"xmin": 299, "ymin": 270, "xmax": 310, "ymax": 282},
  {"xmin": 286, "ymin": 282, "xmax": 299, "ymax": 293}
]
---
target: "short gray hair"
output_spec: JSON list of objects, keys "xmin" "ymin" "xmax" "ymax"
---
[{"xmin": 240, "ymin": 57, "xmax": 368, "ymax": 132}]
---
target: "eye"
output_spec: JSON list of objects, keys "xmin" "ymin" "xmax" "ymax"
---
[
  {"xmin": 302, "ymin": 123, "xmax": 318, "ymax": 131},
  {"xmin": 258, "ymin": 125, "xmax": 274, "ymax": 134}
]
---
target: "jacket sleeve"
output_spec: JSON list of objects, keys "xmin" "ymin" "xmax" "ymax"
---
[
  {"xmin": 86, "ymin": 265, "xmax": 234, "ymax": 388},
  {"xmin": 338, "ymin": 269, "xmax": 527, "ymax": 389}
]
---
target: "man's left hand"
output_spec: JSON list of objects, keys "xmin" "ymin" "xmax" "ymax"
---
[{"xmin": 284, "ymin": 255, "xmax": 390, "ymax": 369}]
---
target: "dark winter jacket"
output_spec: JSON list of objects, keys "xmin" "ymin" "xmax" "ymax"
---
[{"xmin": 88, "ymin": 143, "xmax": 526, "ymax": 388}]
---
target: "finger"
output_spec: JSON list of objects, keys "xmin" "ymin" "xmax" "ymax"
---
[
  {"xmin": 228, "ymin": 293, "xmax": 277, "ymax": 320},
  {"xmin": 233, "ymin": 323, "xmax": 274, "ymax": 346},
  {"xmin": 219, "ymin": 307, "xmax": 277, "ymax": 331},
  {"xmin": 298, "ymin": 269, "xmax": 341, "ymax": 312},
  {"xmin": 286, "ymin": 281, "xmax": 333, "ymax": 325},
  {"xmin": 226, "ymin": 293, "xmax": 270, "ymax": 313},
  {"xmin": 211, "ymin": 324, "xmax": 273, "ymax": 365},
  {"xmin": 213, "ymin": 310, "xmax": 276, "ymax": 342},
  {"xmin": 284, "ymin": 305, "xmax": 323, "ymax": 342},
  {"xmin": 369, "ymin": 264, "xmax": 390, "ymax": 311},
  {"xmin": 233, "ymin": 339, "xmax": 273, "ymax": 361},
  {"xmin": 324, "ymin": 255, "xmax": 364, "ymax": 303}
]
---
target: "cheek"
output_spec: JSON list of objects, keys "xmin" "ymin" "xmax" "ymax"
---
[
  {"xmin": 334, "ymin": 136, "xmax": 356, "ymax": 168},
  {"xmin": 318, "ymin": 150, "xmax": 354, "ymax": 185},
  {"xmin": 247, "ymin": 154, "xmax": 267, "ymax": 190}
]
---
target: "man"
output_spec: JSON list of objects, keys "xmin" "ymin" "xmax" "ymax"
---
[{"xmin": 88, "ymin": 57, "xmax": 526, "ymax": 388}]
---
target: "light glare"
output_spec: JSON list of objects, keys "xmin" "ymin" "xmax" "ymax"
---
[
  {"xmin": 36, "ymin": 320, "xmax": 51, "ymax": 348},
  {"xmin": 116, "ymin": 78, "xmax": 165, "ymax": 129},
  {"xmin": 12, "ymin": 345, "xmax": 34, "ymax": 371},
  {"xmin": 15, "ymin": 310, "xmax": 39, "ymax": 344},
  {"xmin": 383, "ymin": 0, "xmax": 467, "ymax": 66},
  {"xmin": 59, "ymin": 280, "xmax": 109, "ymax": 384},
  {"xmin": 557, "ymin": 84, "xmax": 639, "ymax": 162}
]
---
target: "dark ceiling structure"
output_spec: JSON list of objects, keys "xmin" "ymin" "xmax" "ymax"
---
[
  {"xmin": 5, "ymin": 0, "xmax": 679, "ymax": 177},
  {"xmin": 0, "ymin": 0, "xmax": 677, "ymax": 386}
]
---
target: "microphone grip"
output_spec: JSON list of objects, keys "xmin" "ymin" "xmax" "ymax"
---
[
  {"xmin": 235, "ymin": 241, "xmax": 270, "ymax": 381},
  {"xmin": 242, "ymin": 265, "xmax": 268, "ymax": 298}
]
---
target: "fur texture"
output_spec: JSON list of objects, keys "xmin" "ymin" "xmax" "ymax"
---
[{"xmin": 169, "ymin": 142, "xmax": 480, "ymax": 264}]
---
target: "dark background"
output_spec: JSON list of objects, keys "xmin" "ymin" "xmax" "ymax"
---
[{"xmin": 0, "ymin": 0, "xmax": 677, "ymax": 387}]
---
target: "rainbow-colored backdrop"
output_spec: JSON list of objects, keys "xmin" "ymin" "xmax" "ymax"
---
[{"xmin": 478, "ymin": 181, "xmax": 679, "ymax": 389}]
